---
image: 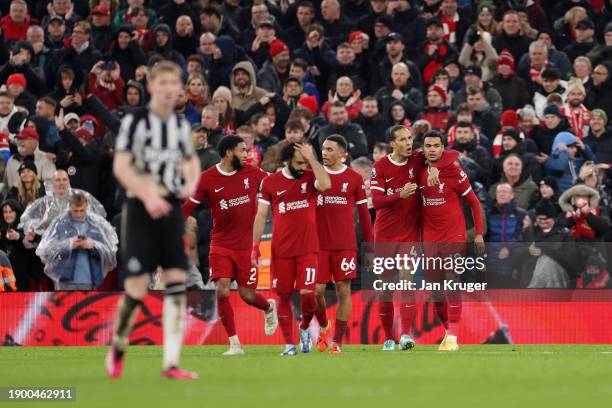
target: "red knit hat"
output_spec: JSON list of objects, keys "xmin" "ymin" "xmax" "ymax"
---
[
  {"xmin": 500, "ymin": 110, "xmax": 519, "ymax": 128},
  {"xmin": 269, "ymin": 39, "xmax": 289, "ymax": 58},
  {"xmin": 428, "ymin": 84, "xmax": 447, "ymax": 104},
  {"xmin": 348, "ymin": 31, "xmax": 365, "ymax": 44},
  {"xmin": 6, "ymin": 73, "xmax": 26, "ymax": 89},
  {"xmin": 298, "ymin": 95, "xmax": 318, "ymax": 115},
  {"xmin": 497, "ymin": 49, "xmax": 515, "ymax": 71}
]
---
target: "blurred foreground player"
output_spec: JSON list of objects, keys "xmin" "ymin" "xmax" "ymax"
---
[
  {"xmin": 107, "ymin": 61, "xmax": 201, "ymax": 379},
  {"xmin": 370, "ymin": 125, "xmax": 458, "ymax": 351},
  {"xmin": 315, "ymin": 135, "xmax": 373, "ymax": 354},
  {"xmin": 183, "ymin": 135, "xmax": 278, "ymax": 355},
  {"xmin": 252, "ymin": 143, "xmax": 331, "ymax": 355},
  {"xmin": 419, "ymin": 131, "xmax": 485, "ymax": 351}
]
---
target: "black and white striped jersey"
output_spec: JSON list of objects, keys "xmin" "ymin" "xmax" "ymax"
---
[{"xmin": 115, "ymin": 107, "xmax": 195, "ymax": 195}]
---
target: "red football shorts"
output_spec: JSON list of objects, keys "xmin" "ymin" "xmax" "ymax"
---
[
  {"xmin": 209, "ymin": 246, "xmax": 258, "ymax": 289},
  {"xmin": 271, "ymin": 253, "xmax": 318, "ymax": 293},
  {"xmin": 423, "ymin": 242, "xmax": 466, "ymax": 282},
  {"xmin": 317, "ymin": 250, "xmax": 357, "ymax": 283}
]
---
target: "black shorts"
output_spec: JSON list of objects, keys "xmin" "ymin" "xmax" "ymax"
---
[{"xmin": 121, "ymin": 196, "xmax": 189, "ymax": 276}]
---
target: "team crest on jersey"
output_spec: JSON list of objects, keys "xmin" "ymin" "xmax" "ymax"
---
[
  {"xmin": 387, "ymin": 188, "xmax": 394, "ymax": 196},
  {"xmin": 438, "ymin": 183, "xmax": 445, "ymax": 193},
  {"xmin": 409, "ymin": 168, "xmax": 414, "ymax": 179},
  {"xmin": 317, "ymin": 195, "xmax": 323, "ymax": 206},
  {"xmin": 301, "ymin": 182, "xmax": 307, "ymax": 194},
  {"xmin": 371, "ymin": 168, "xmax": 377, "ymax": 178},
  {"xmin": 279, "ymin": 202, "xmax": 286, "ymax": 213},
  {"xmin": 459, "ymin": 171, "xmax": 467, "ymax": 182},
  {"xmin": 220, "ymin": 199, "xmax": 228, "ymax": 210},
  {"xmin": 244, "ymin": 177, "xmax": 250, "ymax": 189},
  {"xmin": 341, "ymin": 182, "xmax": 348, "ymax": 192}
]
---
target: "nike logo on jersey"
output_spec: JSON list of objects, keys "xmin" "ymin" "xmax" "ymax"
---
[
  {"xmin": 276, "ymin": 190, "xmax": 286, "ymax": 196},
  {"xmin": 214, "ymin": 187, "xmax": 224, "ymax": 192},
  {"xmin": 385, "ymin": 177, "xmax": 394, "ymax": 182}
]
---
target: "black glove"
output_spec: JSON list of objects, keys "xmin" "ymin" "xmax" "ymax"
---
[{"xmin": 467, "ymin": 31, "xmax": 480, "ymax": 46}]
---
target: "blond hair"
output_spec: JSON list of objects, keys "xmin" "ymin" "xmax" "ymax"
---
[{"xmin": 149, "ymin": 60, "xmax": 183, "ymax": 82}]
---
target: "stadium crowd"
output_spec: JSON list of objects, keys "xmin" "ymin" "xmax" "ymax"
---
[{"xmin": 0, "ymin": 0, "xmax": 611, "ymax": 292}]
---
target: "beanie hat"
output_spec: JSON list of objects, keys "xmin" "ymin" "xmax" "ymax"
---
[
  {"xmin": 18, "ymin": 160, "xmax": 37, "ymax": 175},
  {"xmin": 6, "ymin": 73, "xmax": 26, "ymax": 89},
  {"xmin": 427, "ymin": 84, "xmax": 447, "ymax": 103},
  {"xmin": 497, "ymin": 49, "xmax": 515, "ymax": 71},
  {"xmin": 154, "ymin": 24, "xmax": 172, "ymax": 37},
  {"xmin": 500, "ymin": 110, "xmax": 519, "ymax": 128},
  {"xmin": 543, "ymin": 104, "xmax": 563, "ymax": 118},
  {"xmin": 502, "ymin": 128, "xmax": 521, "ymax": 144},
  {"xmin": 348, "ymin": 31, "xmax": 365, "ymax": 44},
  {"xmin": 298, "ymin": 95, "xmax": 318, "ymax": 115},
  {"xmin": 269, "ymin": 39, "xmax": 289, "ymax": 58},
  {"xmin": 539, "ymin": 176, "xmax": 559, "ymax": 193},
  {"xmin": 566, "ymin": 80, "xmax": 586, "ymax": 96},
  {"xmin": 592, "ymin": 108, "xmax": 608, "ymax": 124},
  {"xmin": 212, "ymin": 86, "xmax": 232, "ymax": 104},
  {"xmin": 535, "ymin": 199, "xmax": 557, "ymax": 218}
]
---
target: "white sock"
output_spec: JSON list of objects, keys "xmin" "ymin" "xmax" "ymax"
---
[
  {"xmin": 163, "ymin": 292, "xmax": 186, "ymax": 370},
  {"xmin": 229, "ymin": 335, "xmax": 240, "ymax": 347},
  {"xmin": 447, "ymin": 335, "xmax": 457, "ymax": 342}
]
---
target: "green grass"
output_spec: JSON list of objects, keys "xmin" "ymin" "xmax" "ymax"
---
[{"xmin": 1, "ymin": 345, "xmax": 612, "ymax": 408}]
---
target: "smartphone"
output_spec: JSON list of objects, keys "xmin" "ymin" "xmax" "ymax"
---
[
  {"xmin": 77, "ymin": 235, "xmax": 86, "ymax": 240},
  {"xmin": 101, "ymin": 61, "xmax": 116, "ymax": 71},
  {"xmin": 83, "ymin": 120, "xmax": 95, "ymax": 133}
]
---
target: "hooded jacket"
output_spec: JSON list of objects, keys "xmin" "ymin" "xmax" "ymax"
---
[
  {"xmin": 544, "ymin": 132, "xmax": 597, "ymax": 192},
  {"xmin": 109, "ymin": 25, "xmax": 148, "ymax": 80},
  {"xmin": 209, "ymin": 35, "xmax": 239, "ymax": 91},
  {"xmin": 584, "ymin": 61, "xmax": 612, "ymax": 116},
  {"xmin": 230, "ymin": 61, "xmax": 267, "ymax": 113},
  {"xmin": 148, "ymin": 24, "xmax": 186, "ymax": 68}
]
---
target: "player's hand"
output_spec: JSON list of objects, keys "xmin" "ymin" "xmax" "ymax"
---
[
  {"xmin": 144, "ymin": 196, "xmax": 172, "ymax": 219},
  {"xmin": 295, "ymin": 143, "xmax": 316, "ymax": 163},
  {"xmin": 474, "ymin": 234, "xmax": 485, "ymax": 257},
  {"xmin": 528, "ymin": 242, "xmax": 541, "ymax": 257},
  {"xmin": 427, "ymin": 166, "xmax": 440, "ymax": 186},
  {"xmin": 251, "ymin": 242, "xmax": 261, "ymax": 267},
  {"xmin": 399, "ymin": 183, "xmax": 417, "ymax": 198}
]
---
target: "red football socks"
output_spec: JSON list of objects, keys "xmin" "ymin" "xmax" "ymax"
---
[
  {"xmin": 378, "ymin": 301, "xmax": 395, "ymax": 341},
  {"xmin": 278, "ymin": 293, "xmax": 294, "ymax": 344},
  {"xmin": 251, "ymin": 293, "xmax": 270, "ymax": 311},
  {"xmin": 447, "ymin": 293, "xmax": 462, "ymax": 336},
  {"xmin": 217, "ymin": 296, "xmax": 236, "ymax": 337},
  {"xmin": 315, "ymin": 302, "xmax": 328, "ymax": 328},
  {"xmin": 334, "ymin": 319, "xmax": 348, "ymax": 345},
  {"xmin": 399, "ymin": 302, "xmax": 416, "ymax": 335},
  {"xmin": 434, "ymin": 301, "xmax": 449, "ymax": 330},
  {"xmin": 299, "ymin": 293, "xmax": 317, "ymax": 330}
]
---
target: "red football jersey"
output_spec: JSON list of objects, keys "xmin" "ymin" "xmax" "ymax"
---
[
  {"xmin": 259, "ymin": 168, "xmax": 320, "ymax": 258},
  {"xmin": 370, "ymin": 153, "xmax": 426, "ymax": 242},
  {"xmin": 184, "ymin": 164, "xmax": 267, "ymax": 250},
  {"xmin": 316, "ymin": 165, "xmax": 368, "ymax": 250},
  {"xmin": 418, "ymin": 164, "xmax": 472, "ymax": 243}
]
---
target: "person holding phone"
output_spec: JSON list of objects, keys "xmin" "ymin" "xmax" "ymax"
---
[{"xmin": 89, "ymin": 60, "xmax": 125, "ymax": 111}]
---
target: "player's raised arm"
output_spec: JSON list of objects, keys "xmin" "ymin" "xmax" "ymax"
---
[{"xmin": 296, "ymin": 143, "xmax": 331, "ymax": 191}]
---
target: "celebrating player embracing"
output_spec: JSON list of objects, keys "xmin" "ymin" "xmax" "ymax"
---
[
  {"xmin": 183, "ymin": 135, "xmax": 279, "ymax": 355},
  {"xmin": 252, "ymin": 142, "xmax": 331, "ymax": 356}
]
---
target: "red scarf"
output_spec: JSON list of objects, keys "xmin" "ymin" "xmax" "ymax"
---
[
  {"xmin": 569, "ymin": 208, "xmax": 599, "ymax": 240},
  {"xmin": 529, "ymin": 60, "xmax": 548, "ymax": 83},
  {"xmin": 577, "ymin": 271, "xmax": 610, "ymax": 288},
  {"xmin": 423, "ymin": 42, "xmax": 448, "ymax": 84},
  {"xmin": 447, "ymin": 124, "xmax": 481, "ymax": 147},
  {"xmin": 245, "ymin": 146, "xmax": 262, "ymax": 168},
  {"xmin": 439, "ymin": 12, "xmax": 459, "ymax": 45},
  {"xmin": 561, "ymin": 103, "xmax": 591, "ymax": 139}
]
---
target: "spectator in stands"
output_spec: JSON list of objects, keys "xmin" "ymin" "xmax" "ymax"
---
[
  {"xmin": 108, "ymin": 25, "xmax": 147, "ymax": 81},
  {"xmin": 415, "ymin": 18, "xmax": 458, "ymax": 85},
  {"xmin": 544, "ymin": 131, "xmax": 597, "ymax": 192},
  {"xmin": 563, "ymin": 19, "xmax": 597, "ymax": 63},
  {"xmin": 315, "ymin": 101, "xmax": 367, "ymax": 159},
  {"xmin": 36, "ymin": 192, "xmax": 117, "ymax": 290},
  {"xmin": 45, "ymin": 15, "xmax": 68, "ymax": 52},
  {"xmin": 236, "ymin": 125, "xmax": 261, "ymax": 168},
  {"xmin": 320, "ymin": 0, "xmax": 353, "ymax": 49},
  {"xmin": 113, "ymin": 0, "xmax": 158, "ymax": 28},
  {"xmin": 518, "ymin": 41, "xmax": 564, "ymax": 98},
  {"xmin": 261, "ymin": 119, "xmax": 305, "ymax": 172},
  {"xmin": 561, "ymin": 80, "xmax": 591, "ymax": 139},
  {"xmin": 452, "ymin": 121, "xmax": 491, "ymax": 184},
  {"xmin": 418, "ymin": 84, "xmax": 451, "ymax": 131},
  {"xmin": 493, "ymin": 10, "xmax": 532, "ymax": 63},
  {"xmin": 528, "ymin": 177, "xmax": 561, "ymax": 212},
  {"xmin": 327, "ymin": 41, "xmax": 368, "ymax": 95},
  {"xmin": 230, "ymin": 61, "xmax": 268, "ymax": 122},
  {"xmin": 0, "ymin": 40, "xmax": 46, "ymax": 96},
  {"xmin": 88, "ymin": 60, "xmax": 124, "ymax": 111},
  {"xmin": 533, "ymin": 104, "xmax": 572, "ymax": 155},
  {"xmin": 585, "ymin": 62, "xmax": 612, "ymax": 115},
  {"xmin": 172, "ymin": 15, "xmax": 198, "ymax": 60},
  {"xmin": 6, "ymin": 160, "xmax": 45, "ymax": 209},
  {"xmin": 148, "ymin": 23, "xmax": 185, "ymax": 68},
  {"xmin": 554, "ymin": 6, "xmax": 590, "ymax": 50},
  {"xmin": 212, "ymin": 86, "xmax": 235, "ymax": 135},
  {"xmin": 572, "ymin": 56, "xmax": 592, "ymax": 85},
  {"xmin": 250, "ymin": 112, "xmax": 277, "ymax": 157},
  {"xmin": 354, "ymin": 96, "xmax": 387, "ymax": 152},
  {"xmin": 584, "ymin": 110, "xmax": 612, "ymax": 166},
  {"xmin": 0, "ymin": 0, "xmax": 30, "ymax": 42},
  {"xmin": 55, "ymin": 21, "xmax": 102, "ymax": 79},
  {"xmin": 490, "ymin": 50, "xmax": 530, "ymax": 111},
  {"xmin": 286, "ymin": 1, "xmax": 315, "ymax": 51},
  {"xmin": 492, "ymin": 128, "xmax": 542, "ymax": 186},
  {"xmin": 458, "ymin": 30, "xmax": 497, "ymax": 81},
  {"xmin": 322, "ymin": 76, "xmax": 362, "ymax": 121},
  {"xmin": 191, "ymin": 123, "xmax": 220, "ymax": 171},
  {"xmin": 387, "ymin": 100, "xmax": 411, "ymax": 127},
  {"xmin": 489, "ymin": 153, "xmax": 538, "ymax": 210},
  {"xmin": 370, "ymin": 31, "xmax": 423, "ymax": 94},
  {"xmin": 372, "ymin": 142, "xmax": 392, "ymax": 162},
  {"xmin": 375, "ymin": 62, "xmax": 423, "ymax": 120},
  {"xmin": 4, "ymin": 127, "xmax": 55, "ymax": 193},
  {"xmin": 466, "ymin": 86, "xmax": 499, "ymax": 141},
  {"xmin": 586, "ymin": 23, "xmax": 612, "ymax": 66},
  {"xmin": 559, "ymin": 184, "xmax": 610, "ymax": 242},
  {"xmin": 437, "ymin": 0, "xmax": 470, "ymax": 48},
  {"xmin": 90, "ymin": 5, "xmax": 114, "ymax": 52},
  {"xmin": 486, "ymin": 182, "xmax": 527, "ymax": 288},
  {"xmin": 5, "ymin": 73, "xmax": 35, "ymax": 114},
  {"xmin": 257, "ymin": 39, "xmax": 290, "ymax": 96},
  {"xmin": 452, "ymin": 65, "xmax": 502, "ymax": 117}
]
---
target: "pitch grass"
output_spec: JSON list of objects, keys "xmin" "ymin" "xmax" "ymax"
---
[{"xmin": 1, "ymin": 345, "xmax": 611, "ymax": 408}]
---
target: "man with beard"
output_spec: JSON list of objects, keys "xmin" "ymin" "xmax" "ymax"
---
[
  {"xmin": 252, "ymin": 142, "xmax": 331, "ymax": 356},
  {"xmin": 561, "ymin": 81, "xmax": 591, "ymax": 139},
  {"xmin": 183, "ymin": 135, "xmax": 278, "ymax": 355},
  {"xmin": 257, "ymin": 39, "xmax": 290, "ymax": 95}
]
